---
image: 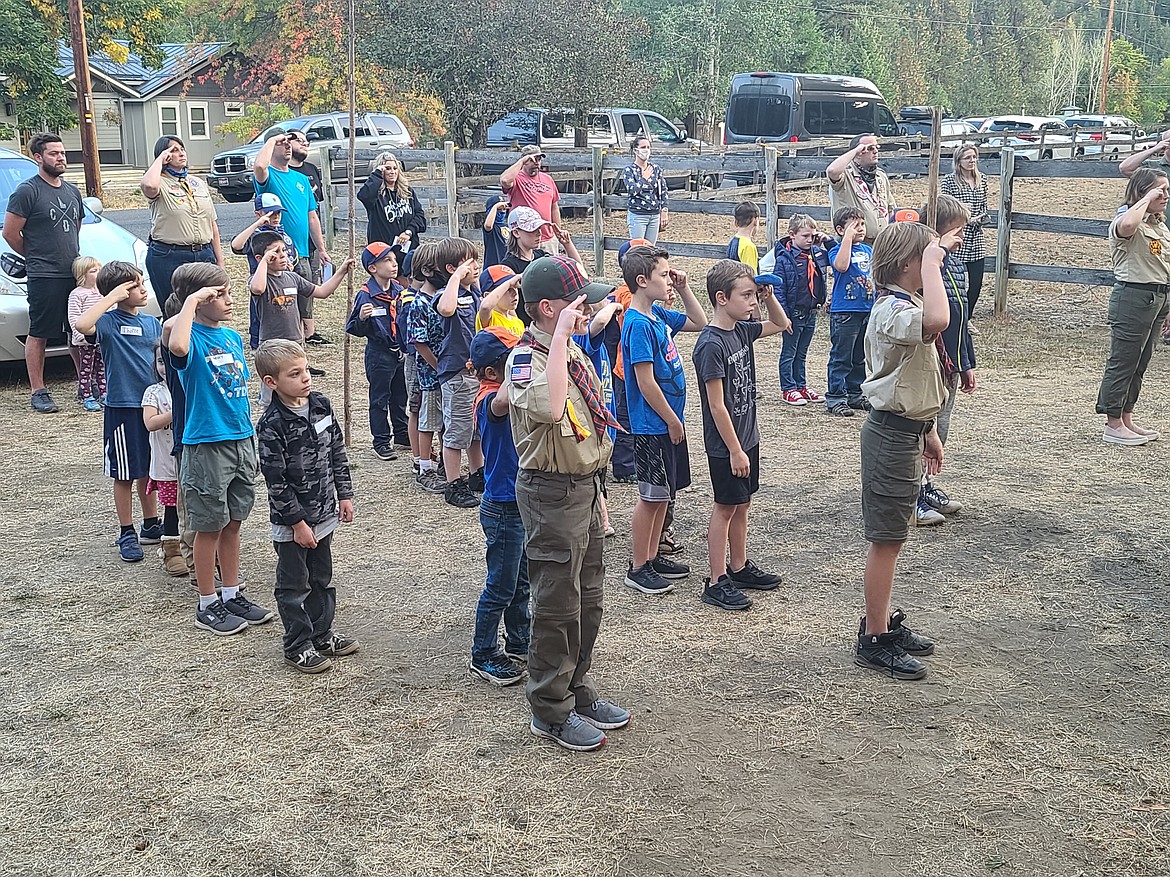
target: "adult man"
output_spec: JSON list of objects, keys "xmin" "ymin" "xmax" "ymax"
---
[
  {"xmin": 500, "ymin": 146, "xmax": 561, "ymax": 250},
  {"xmin": 286, "ymin": 130, "xmax": 328, "ymax": 344},
  {"xmin": 826, "ymin": 134, "xmax": 897, "ymax": 244},
  {"xmin": 3, "ymin": 133, "xmax": 84, "ymax": 413},
  {"xmin": 1119, "ymin": 130, "xmax": 1170, "ymax": 179}
]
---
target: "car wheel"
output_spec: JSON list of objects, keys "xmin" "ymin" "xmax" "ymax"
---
[{"xmin": 1074, "ymin": 146, "xmax": 1085, "ymax": 158}]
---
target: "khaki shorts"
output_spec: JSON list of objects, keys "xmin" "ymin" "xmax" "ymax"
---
[
  {"xmin": 860, "ymin": 413, "xmax": 924, "ymax": 544},
  {"xmin": 179, "ymin": 438, "xmax": 257, "ymax": 532},
  {"xmin": 418, "ymin": 388, "xmax": 443, "ymax": 433},
  {"xmin": 441, "ymin": 371, "xmax": 480, "ymax": 450}
]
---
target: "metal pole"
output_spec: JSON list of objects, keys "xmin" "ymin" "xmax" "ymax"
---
[
  {"xmin": 342, "ymin": 0, "xmax": 356, "ymax": 447},
  {"xmin": 67, "ymin": 0, "xmax": 102, "ymax": 198}
]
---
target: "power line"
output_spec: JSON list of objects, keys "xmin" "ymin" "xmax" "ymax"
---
[{"xmin": 813, "ymin": 5, "xmax": 1109, "ymax": 34}]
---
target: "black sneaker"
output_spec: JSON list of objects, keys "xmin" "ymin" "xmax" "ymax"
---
[
  {"xmin": 444, "ymin": 477, "xmax": 480, "ymax": 509},
  {"xmin": 308, "ymin": 365, "xmax": 326, "ymax": 377},
  {"xmin": 860, "ymin": 609, "xmax": 936, "ymax": 656},
  {"xmin": 624, "ymin": 561, "xmax": 675, "ymax": 595},
  {"xmin": 848, "ymin": 397, "xmax": 872, "ymax": 411},
  {"xmin": 503, "ymin": 642, "xmax": 529, "ymax": 663},
  {"xmin": 701, "ymin": 576, "xmax": 752, "ymax": 611},
  {"xmin": 30, "ymin": 389, "xmax": 59, "ymax": 413},
  {"xmin": 826, "ymin": 402, "xmax": 855, "ymax": 417},
  {"xmin": 855, "ymin": 631, "xmax": 928, "ymax": 680},
  {"xmin": 285, "ymin": 646, "xmax": 332, "ymax": 674},
  {"xmin": 650, "ymin": 554, "xmax": 690, "ymax": 580},
  {"xmin": 728, "ymin": 559, "xmax": 782, "ymax": 591},
  {"xmin": 468, "ymin": 467, "xmax": 486, "ymax": 494},
  {"xmin": 373, "ymin": 444, "xmax": 398, "ymax": 461},
  {"xmin": 305, "ymin": 333, "xmax": 332, "ymax": 345},
  {"xmin": 314, "ymin": 631, "xmax": 360, "ymax": 656},
  {"xmin": 469, "ymin": 652, "xmax": 525, "ymax": 686}
]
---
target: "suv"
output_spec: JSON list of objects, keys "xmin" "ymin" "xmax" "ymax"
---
[
  {"xmin": 207, "ymin": 112, "xmax": 414, "ymax": 202},
  {"xmin": 978, "ymin": 116, "xmax": 1081, "ymax": 160},
  {"xmin": 1062, "ymin": 114, "xmax": 1145, "ymax": 156}
]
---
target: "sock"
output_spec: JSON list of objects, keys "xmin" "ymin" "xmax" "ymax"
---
[
  {"xmin": 198, "ymin": 593, "xmax": 218, "ymax": 610},
  {"xmin": 120, "ymin": 524, "xmax": 135, "ymax": 537},
  {"xmin": 221, "ymin": 585, "xmax": 239, "ymax": 602},
  {"xmin": 162, "ymin": 505, "xmax": 179, "ymax": 538},
  {"xmin": 421, "ymin": 459, "xmax": 436, "ymax": 472},
  {"xmin": 143, "ymin": 516, "xmax": 160, "ymax": 529}
]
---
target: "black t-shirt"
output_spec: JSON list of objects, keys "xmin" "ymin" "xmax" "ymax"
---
[
  {"xmin": 292, "ymin": 161, "xmax": 323, "ymax": 253},
  {"xmin": 502, "ymin": 248, "xmax": 548, "ymax": 326},
  {"xmin": 692, "ymin": 321, "xmax": 763, "ymax": 457},
  {"xmin": 5, "ymin": 175, "xmax": 83, "ymax": 277}
]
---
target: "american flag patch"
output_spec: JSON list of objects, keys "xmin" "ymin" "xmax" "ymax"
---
[{"xmin": 511, "ymin": 350, "xmax": 533, "ymax": 382}]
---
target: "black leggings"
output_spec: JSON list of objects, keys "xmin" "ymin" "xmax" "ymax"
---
[
  {"xmin": 965, "ymin": 258, "xmax": 986, "ymax": 315},
  {"xmin": 163, "ymin": 504, "xmax": 179, "ymax": 537}
]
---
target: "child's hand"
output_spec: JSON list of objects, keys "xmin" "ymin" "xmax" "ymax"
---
[
  {"xmin": 923, "ymin": 430, "xmax": 944, "ymax": 476},
  {"xmin": 850, "ymin": 219, "xmax": 866, "ymax": 239},
  {"xmin": 554, "ymin": 294, "xmax": 589, "ymax": 338},
  {"xmin": 939, "ymin": 226, "xmax": 964, "ymax": 252},
  {"xmin": 359, "ymin": 303, "xmax": 375, "ymax": 320},
  {"xmin": 264, "ymin": 250, "xmax": 281, "ymax": 267},
  {"xmin": 730, "ymin": 448, "xmax": 750, "ymax": 478},
  {"xmin": 551, "ymin": 224, "xmax": 571, "ymax": 246},
  {"xmin": 339, "ymin": 499, "xmax": 354, "ymax": 522},
  {"xmin": 107, "ymin": 281, "xmax": 135, "ymax": 303},
  {"xmin": 666, "ymin": 415, "xmax": 685, "ymax": 446},
  {"xmin": 923, "ymin": 239, "xmax": 947, "ymax": 267},
  {"xmin": 293, "ymin": 520, "xmax": 318, "ymax": 549},
  {"xmin": 668, "ymin": 268, "xmax": 688, "ymax": 292},
  {"xmin": 336, "ymin": 257, "xmax": 355, "ymax": 275},
  {"xmin": 960, "ymin": 369, "xmax": 977, "ymax": 394},
  {"xmin": 261, "ymin": 211, "xmax": 278, "ymax": 226}
]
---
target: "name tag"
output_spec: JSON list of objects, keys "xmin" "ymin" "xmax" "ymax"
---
[
  {"xmin": 209, "ymin": 353, "xmax": 234, "ymax": 366},
  {"xmin": 314, "ymin": 414, "xmax": 333, "ymax": 434},
  {"xmin": 282, "ymin": 287, "xmax": 297, "ymax": 298},
  {"xmin": 370, "ymin": 306, "xmax": 388, "ymax": 318},
  {"xmin": 120, "ymin": 325, "xmax": 143, "ymax": 336}
]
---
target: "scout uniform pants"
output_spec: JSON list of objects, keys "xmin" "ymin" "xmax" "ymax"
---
[
  {"xmin": 1096, "ymin": 282, "xmax": 1169, "ymax": 418},
  {"xmin": 516, "ymin": 469, "xmax": 604, "ymax": 725}
]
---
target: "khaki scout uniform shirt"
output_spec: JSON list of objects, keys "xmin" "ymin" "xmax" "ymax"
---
[
  {"xmin": 862, "ymin": 286, "xmax": 946, "ymax": 422},
  {"xmin": 829, "ymin": 164, "xmax": 897, "ymax": 242},
  {"xmin": 148, "ymin": 174, "xmax": 217, "ymax": 245},
  {"xmin": 505, "ymin": 325, "xmax": 613, "ymax": 475},
  {"xmin": 1109, "ymin": 211, "xmax": 1170, "ymax": 284}
]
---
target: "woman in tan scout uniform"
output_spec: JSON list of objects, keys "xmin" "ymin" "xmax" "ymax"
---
[
  {"xmin": 1096, "ymin": 167, "xmax": 1170, "ymax": 447},
  {"xmin": 506, "ymin": 256, "xmax": 630, "ymax": 752},
  {"xmin": 141, "ymin": 136, "xmax": 224, "ymax": 310}
]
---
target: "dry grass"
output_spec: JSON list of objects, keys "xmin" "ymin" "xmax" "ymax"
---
[{"xmin": 1, "ymin": 178, "xmax": 1168, "ymax": 877}]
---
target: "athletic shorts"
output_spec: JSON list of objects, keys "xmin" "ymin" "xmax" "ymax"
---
[
  {"xmin": 418, "ymin": 388, "xmax": 443, "ymax": 433},
  {"xmin": 104, "ymin": 406, "xmax": 152, "ymax": 481},
  {"xmin": 860, "ymin": 412, "xmax": 926, "ymax": 544},
  {"xmin": 441, "ymin": 371, "xmax": 479, "ymax": 450},
  {"xmin": 634, "ymin": 433, "xmax": 691, "ymax": 503},
  {"xmin": 293, "ymin": 259, "xmax": 315, "ymax": 318},
  {"xmin": 179, "ymin": 438, "xmax": 257, "ymax": 532},
  {"xmin": 404, "ymin": 353, "xmax": 422, "ymax": 414},
  {"xmin": 708, "ymin": 443, "xmax": 760, "ymax": 507},
  {"xmin": 27, "ymin": 275, "xmax": 74, "ymax": 341}
]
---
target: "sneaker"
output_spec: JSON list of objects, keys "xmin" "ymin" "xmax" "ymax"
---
[
  {"xmin": 417, "ymin": 469, "xmax": 447, "ymax": 493},
  {"xmin": 223, "ymin": 593, "xmax": 275, "ymax": 625},
  {"xmin": 503, "ymin": 643, "xmax": 529, "ymax": 663},
  {"xmin": 1103, "ymin": 424, "xmax": 1150, "ymax": 446},
  {"xmin": 624, "ymin": 561, "xmax": 675, "ymax": 595},
  {"xmin": 139, "ymin": 521, "xmax": 163, "ymax": 545},
  {"xmin": 194, "ymin": 599, "xmax": 248, "ymax": 636},
  {"xmin": 701, "ymin": 576, "xmax": 752, "ymax": 611},
  {"xmin": 117, "ymin": 531, "xmax": 144, "ymax": 562},
  {"xmin": 436, "ymin": 459, "xmax": 447, "ymax": 481},
  {"xmin": 603, "ymin": 525, "xmax": 616, "ymax": 537},
  {"xmin": 81, "ymin": 396, "xmax": 102, "ymax": 412},
  {"xmin": 914, "ymin": 497, "xmax": 946, "ymax": 526},
  {"xmin": 825, "ymin": 402, "xmax": 854, "ymax": 417},
  {"xmin": 314, "ymin": 631, "xmax": 360, "ymax": 656},
  {"xmin": 285, "ymin": 646, "xmax": 332, "ymax": 673},
  {"xmin": 308, "ymin": 365, "xmax": 326, "ymax": 377},
  {"xmin": 848, "ymin": 397, "xmax": 872, "ymax": 411},
  {"xmin": 468, "ymin": 467, "xmax": 486, "ymax": 494},
  {"xmin": 373, "ymin": 444, "xmax": 398, "ymax": 461},
  {"xmin": 922, "ymin": 481, "xmax": 963, "ymax": 514},
  {"xmin": 967, "ymin": 322, "xmax": 981, "ymax": 336},
  {"xmin": 611, "ymin": 473, "xmax": 638, "ymax": 484},
  {"xmin": 1129, "ymin": 423, "xmax": 1160, "ymax": 441},
  {"xmin": 444, "ymin": 477, "xmax": 480, "ymax": 508},
  {"xmin": 657, "ymin": 529, "xmax": 684, "ymax": 555},
  {"xmin": 577, "ymin": 699, "xmax": 631, "ymax": 730},
  {"xmin": 727, "ymin": 559, "xmax": 781, "ymax": 590},
  {"xmin": 530, "ymin": 711, "xmax": 606, "ymax": 751},
  {"xmin": 782, "ymin": 389, "xmax": 807, "ymax": 406},
  {"xmin": 650, "ymin": 554, "xmax": 690, "ymax": 580},
  {"xmin": 305, "ymin": 333, "xmax": 332, "ymax": 345},
  {"xmin": 859, "ymin": 609, "xmax": 936, "ymax": 656},
  {"xmin": 855, "ymin": 631, "xmax": 928, "ymax": 680},
  {"xmin": 469, "ymin": 652, "xmax": 525, "ymax": 686},
  {"xmin": 800, "ymin": 387, "xmax": 825, "ymax": 403},
  {"xmin": 30, "ymin": 389, "xmax": 59, "ymax": 413}
]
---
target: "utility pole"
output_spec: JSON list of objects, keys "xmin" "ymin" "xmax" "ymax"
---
[
  {"xmin": 67, "ymin": 0, "xmax": 103, "ymax": 198},
  {"xmin": 1098, "ymin": 0, "xmax": 1116, "ymax": 114}
]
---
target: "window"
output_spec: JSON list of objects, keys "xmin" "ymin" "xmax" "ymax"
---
[
  {"xmin": 541, "ymin": 112, "xmax": 574, "ymax": 141},
  {"xmin": 621, "ymin": 113, "xmax": 643, "ymax": 141},
  {"xmin": 370, "ymin": 114, "xmax": 405, "ymax": 136},
  {"xmin": 224, "ymin": 101, "xmax": 244, "ymax": 118},
  {"xmin": 186, "ymin": 102, "xmax": 209, "ymax": 140},
  {"xmin": 644, "ymin": 114, "xmax": 682, "ymax": 143},
  {"xmin": 589, "ymin": 114, "xmax": 612, "ymax": 136},
  {"xmin": 726, "ymin": 94, "xmax": 792, "ymax": 138},
  {"xmin": 805, "ymin": 100, "xmax": 881, "ymax": 137},
  {"xmin": 305, "ymin": 119, "xmax": 339, "ymax": 142},
  {"xmin": 877, "ymin": 106, "xmax": 901, "ymax": 138},
  {"xmin": 340, "ymin": 117, "xmax": 371, "ymax": 138},
  {"xmin": 158, "ymin": 101, "xmax": 180, "ymax": 138},
  {"xmin": 488, "ymin": 111, "xmax": 539, "ymax": 144}
]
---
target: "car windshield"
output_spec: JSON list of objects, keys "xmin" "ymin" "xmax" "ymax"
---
[
  {"xmin": 0, "ymin": 157, "xmax": 98, "ymax": 227},
  {"xmin": 988, "ymin": 121, "xmax": 1034, "ymax": 132},
  {"xmin": 1065, "ymin": 118, "xmax": 1104, "ymax": 128}
]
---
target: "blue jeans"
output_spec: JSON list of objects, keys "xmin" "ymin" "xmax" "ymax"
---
[
  {"xmin": 145, "ymin": 241, "xmax": 216, "ymax": 313},
  {"xmin": 627, "ymin": 211, "xmax": 661, "ymax": 243},
  {"xmin": 364, "ymin": 344, "xmax": 408, "ymax": 447},
  {"xmin": 778, "ymin": 307, "xmax": 817, "ymax": 391},
  {"xmin": 825, "ymin": 311, "xmax": 869, "ymax": 405},
  {"xmin": 473, "ymin": 499, "xmax": 531, "ymax": 660},
  {"xmin": 611, "ymin": 375, "xmax": 636, "ymax": 478}
]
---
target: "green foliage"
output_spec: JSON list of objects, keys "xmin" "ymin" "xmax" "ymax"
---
[{"xmin": 213, "ymin": 102, "xmax": 295, "ymax": 144}]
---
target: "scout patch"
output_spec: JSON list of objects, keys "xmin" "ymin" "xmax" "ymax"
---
[
  {"xmin": 1151, "ymin": 239, "xmax": 1163, "ymax": 257},
  {"xmin": 510, "ymin": 349, "xmax": 533, "ymax": 382}
]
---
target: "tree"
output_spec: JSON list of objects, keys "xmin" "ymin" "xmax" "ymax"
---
[{"xmin": 1106, "ymin": 38, "xmax": 1150, "ymax": 119}]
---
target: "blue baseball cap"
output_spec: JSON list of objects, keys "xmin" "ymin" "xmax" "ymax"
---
[
  {"xmin": 254, "ymin": 192, "xmax": 284, "ymax": 212},
  {"xmin": 617, "ymin": 238, "xmax": 652, "ymax": 267}
]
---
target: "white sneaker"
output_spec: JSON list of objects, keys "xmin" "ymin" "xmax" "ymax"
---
[
  {"xmin": 1103, "ymin": 425, "xmax": 1150, "ymax": 446},
  {"xmin": 914, "ymin": 498, "xmax": 946, "ymax": 526}
]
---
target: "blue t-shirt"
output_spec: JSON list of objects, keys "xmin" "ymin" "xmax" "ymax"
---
[
  {"xmin": 483, "ymin": 196, "xmax": 508, "ymax": 268},
  {"xmin": 91, "ymin": 309, "xmax": 162, "ymax": 408},
  {"xmin": 621, "ymin": 304, "xmax": 688, "ymax": 435},
  {"xmin": 828, "ymin": 242, "xmax": 875, "ymax": 313},
  {"xmin": 476, "ymin": 392, "xmax": 519, "ymax": 503},
  {"xmin": 255, "ymin": 167, "xmax": 318, "ymax": 258},
  {"xmin": 432, "ymin": 285, "xmax": 482, "ymax": 382},
  {"xmin": 574, "ymin": 329, "xmax": 616, "ymax": 440},
  {"xmin": 173, "ymin": 323, "xmax": 253, "ymax": 445}
]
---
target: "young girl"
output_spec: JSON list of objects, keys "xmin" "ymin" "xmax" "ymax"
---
[
  {"xmin": 142, "ymin": 342, "xmax": 185, "ymax": 577},
  {"xmin": 67, "ymin": 256, "xmax": 105, "ymax": 411}
]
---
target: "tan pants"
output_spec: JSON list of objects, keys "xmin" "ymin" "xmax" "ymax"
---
[{"xmin": 516, "ymin": 469, "xmax": 604, "ymax": 724}]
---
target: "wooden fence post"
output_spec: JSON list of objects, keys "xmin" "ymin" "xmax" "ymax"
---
[
  {"xmin": 319, "ymin": 145, "xmax": 335, "ymax": 249},
  {"xmin": 994, "ymin": 147, "xmax": 1015, "ymax": 317},
  {"xmin": 925, "ymin": 106, "xmax": 942, "ymax": 229},
  {"xmin": 763, "ymin": 145, "xmax": 778, "ymax": 250},
  {"xmin": 444, "ymin": 141, "xmax": 458, "ymax": 237},
  {"xmin": 591, "ymin": 146, "xmax": 604, "ymax": 275}
]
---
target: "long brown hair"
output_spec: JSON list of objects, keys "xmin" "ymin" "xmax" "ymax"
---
[
  {"xmin": 1125, "ymin": 167, "xmax": 1169, "ymax": 207},
  {"xmin": 951, "ymin": 144, "xmax": 982, "ymax": 187},
  {"xmin": 376, "ymin": 152, "xmax": 411, "ymax": 200}
]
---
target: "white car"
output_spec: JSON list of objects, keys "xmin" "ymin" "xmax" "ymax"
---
[
  {"xmin": 1062, "ymin": 114, "xmax": 1147, "ymax": 157},
  {"xmin": 979, "ymin": 116, "xmax": 1082, "ymax": 160},
  {"xmin": 0, "ymin": 146, "xmax": 159, "ymax": 362}
]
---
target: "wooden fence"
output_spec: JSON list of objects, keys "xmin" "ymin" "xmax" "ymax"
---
[{"xmin": 320, "ymin": 143, "xmax": 1127, "ymax": 317}]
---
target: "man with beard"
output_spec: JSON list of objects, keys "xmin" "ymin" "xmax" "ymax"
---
[
  {"xmin": 500, "ymin": 146, "xmax": 562, "ymax": 252},
  {"xmin": 826, "ymin": 134, "xmax": 897, "ymax": 245},
  {"xmin": 286, "ymin": 131, "xmax": 329, "ymax": 344},
  {"xmin": 3, "ymin": 133, "xmax": 84, "ymax": 413}
]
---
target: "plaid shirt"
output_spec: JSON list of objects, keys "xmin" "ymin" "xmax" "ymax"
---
[{"xmin": 941, "ymin": 173, "xmax": 989, "ymax": 262}]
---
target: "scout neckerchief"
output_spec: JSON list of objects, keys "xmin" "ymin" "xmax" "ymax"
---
[
  {"xmin": 364, "ymin": 277, "xmax": 401, "ymax": 344},
  {"xmin": 520, "ymin": 328, "xmax": 622, "ymax": 443},
  {"xmin": 877, "ymin": 285, "xmax": 953, "ymax": 376},
  {"xmin": 163, "ymin": 166, "xmax": 196, "ymax": 208},
  {"xmin": 847, "ymin": 164, "xmax": 891, "ymax": 221}
]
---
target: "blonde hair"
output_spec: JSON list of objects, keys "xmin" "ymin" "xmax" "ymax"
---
[
  {"xmin": 787, "ymin": 213, "xmax": 817, "ymax": 234},
  {"xmin": 923, "ymin": 193, "xmax": 970, "ymax": 234},
  {"xmin": 73, "ymin": 255, "xmax": 100, "ymax": 286},
  {"xmin": 952, "ymin": 144, "xmax": 982, "ymax": 186},
  {"xmin": 254, "ymin": 339, "xmax": 307, "ymax": 379},
  {"xmin": 871, "ymin": 222, "xmax": 936, "ymax": 288},
  {"xmin": 377, "ymin": 151, "xmax": 411, "ymax": 201}
]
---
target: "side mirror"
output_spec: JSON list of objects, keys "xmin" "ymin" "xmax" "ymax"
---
[
  {"xmin": 679, "ymin": 128, "xmax": 688, "ymax": 141},
  {"xmin": 305, "ymin": 131, "xmax": 320, "ymax": 142},
  {"xmin": 83, "ymin": 196, "xmax": 104, "ymax": 215}
]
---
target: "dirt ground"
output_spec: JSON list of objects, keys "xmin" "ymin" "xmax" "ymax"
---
[{"xmin": 2, "ymin": 175, "xmax": 1168, "ymax": 877}]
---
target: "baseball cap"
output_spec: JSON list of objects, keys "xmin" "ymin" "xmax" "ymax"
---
[
  {"xmin": 479, "ymin": 264, "xmax": 517, "ymax": 294},
  {"xmin": 617, "ymin": 238, "xmax": 651, "ymax": 267},
  {"xmin": 254, "ymin": 192, "xmax": 284, "ymax": 213},
  {"xmin": 469, "ymin": 326, "xmax": 520, "ymax": 370},
  {"xmin": 893, "ymin": 208, "xmax": 921, "ymax": 223},
  {"xmin": 520, "ymin": 145, "xmax": 545, "ymax": 159},
  {"xmin": 508, "ymin": 206, "xmax": 549, "ymax": 233},
  {"xmin": 362, "ymin": 241, "xmax": 398, "ymax": 272},
  {"xmin": 753, "ymin": 273, "xmax": 784, "ymax": 288},
  {"xmin": 522, "ymin": 256, "xmax": 615, "ymax": 306}
]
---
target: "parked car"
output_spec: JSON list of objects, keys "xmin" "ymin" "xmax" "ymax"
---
[
  {"xmin": 207, "ymin": 112, "xmax": 415, "ymax": 202},
  {"xmin": 724, "ymin": 73, "xmax": 901, "ymax": 144},
  {"xmin": 897, "ymin": 109, "xmax": 978, "ymax": 151},
  {"xmin": 1062, "ymin": 114, "xmax": 1147, "ymax": 156},
  {"xmin": 978, "ymin": 116, "xmax": 1082, "ymax": 160},
  {"xmin": 0, "ymin": 147, "xmax": 159, "ymax": 363}
]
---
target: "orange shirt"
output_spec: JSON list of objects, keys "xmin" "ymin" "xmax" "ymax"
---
[{"xmin": 611, "ymin": 283, "xmax": 633, "ymax": 380}]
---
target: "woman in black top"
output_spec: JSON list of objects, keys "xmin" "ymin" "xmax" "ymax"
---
[{"xmin": 357, "ymin": 152, "xmax": 427, "ymax": 269}]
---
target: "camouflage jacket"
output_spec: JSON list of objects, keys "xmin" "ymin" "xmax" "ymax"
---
[{"xmin": 258, "ymin": 391, "xmax": 353, "ymax": 528}]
